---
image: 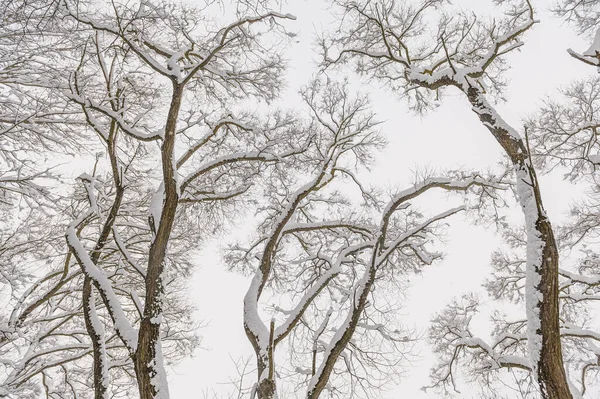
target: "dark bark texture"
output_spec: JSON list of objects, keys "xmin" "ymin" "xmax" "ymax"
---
[
  {"xmin": 466, "ymin": 86, "xmax": 572, "ymax": 399},
  {"xmin": 135, "ymin": 84, "xmax": 183, "ymax": 399}
]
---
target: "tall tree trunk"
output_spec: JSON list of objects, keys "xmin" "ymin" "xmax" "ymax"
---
[
  {"xmin": 135, "ymin": 83, "xmax": 183, "ymax": 399},
  {"xmin": 466, "ymin": 85, "xmax": 572, "ymax": 399}
]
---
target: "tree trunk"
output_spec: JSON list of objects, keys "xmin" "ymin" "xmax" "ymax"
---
[
  {"xmin": 83, "ymin": 134, "xmax": 124, "ymax": 399},
  {"xmin": 466, "ymin": 85, "xmax": 572, "ymax": 399},
  {"xmin": 83, "ymin": 277, "xmax": 109, "ymax": 399},
  {"xmin": 134, "ymin": 83, "xmax": 183, "ymax": 399},
  {"xmin": 256, "ymin": 373, "xmax": 276, "ymax": 399},
  {"xmin": 255, "ymin": 320, "xmax": 276, "ymax": 399}
]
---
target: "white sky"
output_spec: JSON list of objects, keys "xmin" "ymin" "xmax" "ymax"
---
[{"xmin": 168, "ymin": 1, "xmax": 595, "ymax": 398}]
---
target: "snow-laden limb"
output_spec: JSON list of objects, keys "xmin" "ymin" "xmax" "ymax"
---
[
  {"xmin": 77, "ymin": 171, "xmax": 118, "ymax": 399},
  {"xmin": 567, "ymin": 48, "xmax": 600, "ymax": 67},
  {"xmin": 553, "ymin": 0, "xmax": 600, "ymax": 67},
  {"xmin": 429, "ymin": 292, "xmax": 600, "ymax": 397},
  {"xmin": 67, "ymin": 148, "xmax": 141, "ymax": 387},
  {"xmin": 428, "ymin": 295, "xmax": 533, "ymax": 396},
  {"xmin": 66, "ymin": 217, "xmax": 138, "ymax": 354},
  {"xmin": 238, "ymin": 79, "xmax": 382, "ymax": 399}
]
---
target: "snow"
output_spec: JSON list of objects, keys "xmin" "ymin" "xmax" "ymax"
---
[
  {"xmin": 149, "ymin": 340, "xmax": 170, "ymax": 399},
  {"xmin": 515, "ymin": 165, "xmax": 544, "ymax": 379},
  {"xmin": 583, "ymin": 28, "xmax": 600, "ymax": 57},
  {"xmin": 243, "ymin": 270, "xmax": 270, "ymax": 352},
  {"xmin": 560, "ymin": 268, "xmax": 600, "ymax": 285},
  {"xmin": 66, "ymin": 223, "xmax": 138, "ymax": 352},
  {"xmin": 150, "ymin": 269, "xmax": 167, "ymax": 325},
  {"xmin": 149, "ymin": 183, "xmax": 165, "ymax": 237},
  {"xmin": 166, "ymin": 51, "xmax": 184, "ymax": 82},
  {"xmin": 79, "ymin": 174, "xmax": 99, "ymax": 215},
  {"xmin": 560, "ymin": 327, "xmax": 600, "ymax": 341},
  {"xmin": 470, "ymin": 90, "xmax": 522, "ymax": 140},
  {"xmin": 569, "ymin": 382, "xmax": 584, "ymax": 399},
  {"xmin": 496, "ymin": 355, "xmax": 531, "ymax": 370}
]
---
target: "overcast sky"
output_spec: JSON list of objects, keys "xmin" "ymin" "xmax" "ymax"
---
[{"xmin": 168, "ymin": 1, "xmax": 595, "ymax": 397}]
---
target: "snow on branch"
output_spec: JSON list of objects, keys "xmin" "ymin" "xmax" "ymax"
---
[{"xmin": 66, "ymin": 220, "xmax": 138, "ymax": 353}]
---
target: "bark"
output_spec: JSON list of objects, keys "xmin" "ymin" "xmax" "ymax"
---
[
  {"xmin": 256, "ymin": 357, "xmax": 276, "ymax": 399},
  {"xmin": 465, "ymin": 85, "xmax": 572, "ymax": 399},
  {"xmin": 306, "ymin": 245, "xmax": 378, "ymax": 399},
  {"xmin": 82, "ymin": 122, "xmax": 125, "ymax": 399},
  {"xmin": 134, "ymin": 83, "xmax": 183, "ymax": 399},
  {"xmin": 82, "ymin": 278, "xmax": 108, "ymax": 399},
  {"xmin": 254, "ymin": 306, "xmax": 277, "ymax": 398}
]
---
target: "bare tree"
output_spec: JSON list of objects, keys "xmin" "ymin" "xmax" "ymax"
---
[
  {"xmin": 322, "ymin": 0, "xmax": 572, "ymax": 397},
  {"xmin": 554, "ymin": 0, "xmax": 600, "ymax": 67},
  {"xmin": 0, "ymin": 0, "xmax": 299, "ymax": 398},
  {"xmin": 416, "ymin": 26, "xmax": 600, "ymax": 399},
  {"xmin": 231, "ymin": 79, "xmax": 505, "ymax": 399}
]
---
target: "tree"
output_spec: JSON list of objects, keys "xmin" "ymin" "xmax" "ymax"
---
[
  {"xmin": 322, "ymin": 0, "xmax": 572, "ymax": 397},
  {"xmin": 231, "ymin": 78, "xmax": 505, "ymax": 399},
  {"xmin": 421, "ymin": 4, "xmax": 600, "ymax": 397},
  {"xmin": 554, "ymin": 0, "xmax": 600, "ymax": 68},
  {"xmin": 0, "ymin": 0, "xmax": 298, "ymax": 398}
]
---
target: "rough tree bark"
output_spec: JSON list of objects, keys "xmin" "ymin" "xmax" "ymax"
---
[
  {"xmin": 465, "ymin": 84, "xmax": 571, "ymax": 399},
  {"xmin": 134, "ymin": 83, "xmax": 183, "ymax": 399}
]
